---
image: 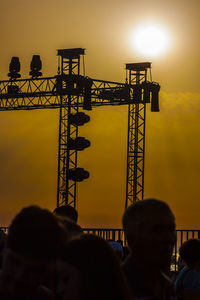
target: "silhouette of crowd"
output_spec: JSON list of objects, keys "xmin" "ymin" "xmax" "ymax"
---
[{"xmin": 0, "ymin": 198, "xmax": 199, "ymax": 300}]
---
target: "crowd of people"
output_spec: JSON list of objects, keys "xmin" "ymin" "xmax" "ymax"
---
[{"xmin": 0, "ymin": 198, "xmax": 199, "ymax": 300}]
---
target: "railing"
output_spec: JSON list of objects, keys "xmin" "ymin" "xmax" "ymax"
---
[
  {"xmin": 1, "ymin": 226, "xmax": 199, "ymax": 271},
  {"xmin": 83, "ymin": 228, "xmax": 125, "ymax": 242},
  {"xmin": 83, "ymin": 228, "xmax": 200, "ymax": 274},
  {"xmin": 176, "ymin": 229, "xmax": 200, "ymax": 247},
  {"xmin": 83, "ymin": 228, "xmax": 200, "ymax": 247},
  {"xmin": 1, "ymin": 227, "xmax": 200, "ymax": 247}
]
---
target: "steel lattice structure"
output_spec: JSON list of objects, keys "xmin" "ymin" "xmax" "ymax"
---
[
  {"xmin": 0, "ymin": 48, "xmax": 160, "ymax": 209},
  {"xmin": 125, "ymin": 64, "xmax": 150, "ymax": 207}
]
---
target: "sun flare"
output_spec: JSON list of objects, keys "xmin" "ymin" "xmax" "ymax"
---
[{"xmin": 132, "ymin": 23, "xmax": 170, "ymax": 57}]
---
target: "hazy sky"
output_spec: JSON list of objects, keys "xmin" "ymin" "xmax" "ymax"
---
[{"xmin": 0, "ymin": 0, "xmax": 200, "ymax": 228}]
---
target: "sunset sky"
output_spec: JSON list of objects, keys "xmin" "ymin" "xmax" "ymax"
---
[{"xmin": 0, "ymin": 0, "xmax": 200, "ymax": 229}]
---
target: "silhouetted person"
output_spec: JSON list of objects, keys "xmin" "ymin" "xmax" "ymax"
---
[
  {"xmin": 56, "ymin": 215, "xmax": 83, "ymax": 240},
  {"xmin": 0, "ymin": 205, "xmax": 66, "ymax": 300},
  {"xmin": 0, "ymin": 229, "xmax": 7, "ymax": 268},
  {"xmin": 56, "ymin": 234, "xmax": 132, "ymax": 300},
  {"xmin": 122, "ymin": 198, "xmax": 177, "ymax": 300},
  {"xmin": 54, "ymin": 205, "xmax": 78, "ymax": 223},
  {"xmin": 175, "ymin": 238, "xmax": 200, "ymax": 300},
  {"xmin": 54, "ymin": 205, "xmax": 82, "ymax": 240}
]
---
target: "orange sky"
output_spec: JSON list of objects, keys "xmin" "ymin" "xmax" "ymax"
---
[{"xmin": 0, "ymin": 0, "xmax": 200, "ymax": 229}]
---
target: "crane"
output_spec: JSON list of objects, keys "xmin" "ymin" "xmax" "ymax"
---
[{"xmin": 0, "ymin": 48, "xmax": 160, "ymax": 209}]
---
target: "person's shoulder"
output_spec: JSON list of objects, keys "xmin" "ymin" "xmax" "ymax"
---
[
  {"xmin": 175, "ymin": 266, "xmax": 189, "ymax": 285},
  {"xmin": 176, "ymin": 266, "xmax": 200, "ymax": 284},
  {"xmin": 185, "ymin": 267, "xmax": 200, "ymax": 278},
  {"xmin": 182, "ymin": 267, "xmax": 200, "ymax": 290},
  {"xmin": 122, "ymin": 255, "xmax": 139, "ymax": 280},
  {"xmin": 122, "ymin": 257, "xmax": 153, "ymax": 298}
]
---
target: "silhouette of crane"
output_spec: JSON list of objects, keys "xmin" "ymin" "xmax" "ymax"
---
[{"xmin": 0, "ymin": 48, "xmax": 160, "ymax": 209}]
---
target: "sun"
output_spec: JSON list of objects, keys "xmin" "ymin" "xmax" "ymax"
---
[{"xmin": 131, "ymin": 23, "xmax": 170, "ymax": 57}]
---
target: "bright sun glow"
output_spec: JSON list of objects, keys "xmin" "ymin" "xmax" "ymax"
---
[{"xmin": 132, "ymin": 23, "xmax": 170, "ymax": 57}]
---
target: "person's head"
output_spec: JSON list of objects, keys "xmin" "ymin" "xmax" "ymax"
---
[
  {"xmin": 56, "ymin": 234, "xmax": 131, "ymax": 300},
  {"xmin": 179, "ymin": 239, "xmax": 200, "ymax": 267},
  {"xmin": 54, "ymin": 205, "xmax": 78, "ymax": 223},
  {"xmin": 122, "ymin": 198, "xmax": 176, "ymax": 270},
  {"xmin": 56, "ymin": 215, "xmax": 83, "ymax": 240},
  {"xmin": 2, "ymin": 205, "xmax": 65, "ymax": 297}
]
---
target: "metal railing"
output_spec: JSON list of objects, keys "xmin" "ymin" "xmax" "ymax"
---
[
  {"xmin": 1, "ymin": 226, "xmax": 199, "ymax": 271},
  {"xmin": 1, "ymin": 227, "xmax": 200, "ymax": 247},
  {"xmin": 83, "ymin": 228, "xmax": 200, "ymax": 273},
  {"xmin": 83, "ymin": 228, "xmax": 200, "ymax": 246},
  {"xmin": 83, "ymin": 228, "xmax": 125, "ymax": 242}
]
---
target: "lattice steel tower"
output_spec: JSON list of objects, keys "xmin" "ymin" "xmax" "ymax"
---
[
  {"xmin": 57, "ymin": 49, "xmax": 85, "ymax": 207},
  {"xmin": 0, "ymin": 48, "xmax": 160, "ymax": 209},
  {"xmin": 125, "ymin": 63, "xmax": 160, "ymax": 207}
]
